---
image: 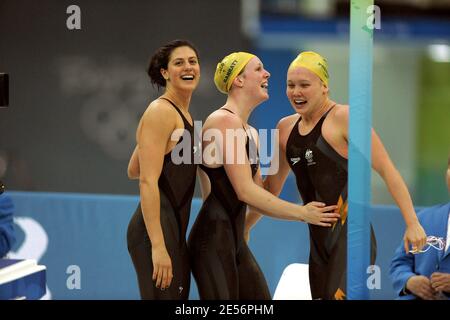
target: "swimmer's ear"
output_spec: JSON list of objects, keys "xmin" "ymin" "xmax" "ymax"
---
[
  {"xmin": 322, "ymin": 82, "xmax": 329, "ymax": 95},
  {"xmin": 233, "ymin": 76, "xmax": 244, "ymax": 88},
  {"xmin": 161, "ymin": 68, "xmax": 169, "ymax": 80}
]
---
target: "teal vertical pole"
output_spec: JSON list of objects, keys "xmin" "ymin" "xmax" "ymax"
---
[{"xmin": 348, "ymin": 0, "xmax": 374, "ymax": 300}]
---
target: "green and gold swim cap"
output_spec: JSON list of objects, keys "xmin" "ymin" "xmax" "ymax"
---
[
  {"xmin": 214, "ymin": 52, "xmax": 256, "ymax": 94},
  {"xmin": 288, "ymin": 51, "xmax": 329, "ymax": 86}
]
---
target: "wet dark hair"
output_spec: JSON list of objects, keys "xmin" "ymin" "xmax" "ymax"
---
[{"xmin": 146, "ymin": 39, "xmax": 200, "ymax": 89}]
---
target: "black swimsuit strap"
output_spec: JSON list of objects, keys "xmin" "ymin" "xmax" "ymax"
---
[
  {"xmin": 159, "ymin": 97, "xmax": 193, "ymax": 127},
  {"xmin": 296, "ymin": 103, "xmax": 337, "ymax": 125},
  {"xmin": 218, "ymin": 107, "xmax": 259, "ymax": 161},
  {"xmin": 220, "ymin": 107, "xmax": 235, "ymax": 114},
  {"xmin": 220, "ymin": 107, "xmax": 250, "ymax": 133},
  {"xmin": 295, "ymin": 103, "xmax": 338, "ymax": 134},
  {"xmin": 313, "ymin": 103, "xmax": 337, "ymax": 128},
  {"xmin": 324, "ymin": 103, "xmax": 337, "ymax": 117}
]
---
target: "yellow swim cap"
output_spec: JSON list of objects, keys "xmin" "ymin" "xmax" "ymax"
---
[
  {"xmin": 214, "ymin": 52, "xmax": 256, "ymax": 94},
  {"xmin": 288, "ymin": 51, "xmax": 329, "ymax": 86}
]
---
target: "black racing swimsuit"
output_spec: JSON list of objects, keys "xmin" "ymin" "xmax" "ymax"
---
[
  {"xmin": 127, "ymin": 98, "xmax": 198, "ymax": 300},
  {"xmin": 188, "ymin": 108, "xmax": 271, "ymax": 300},
  {"xmin": 285, "ymin": 106, "xmax": 376, "ymax": 300}
]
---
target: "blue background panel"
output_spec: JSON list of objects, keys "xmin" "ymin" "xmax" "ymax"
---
[{"xmin": 7, "ymin": 191, "xmax": 413, "ymax": 299}]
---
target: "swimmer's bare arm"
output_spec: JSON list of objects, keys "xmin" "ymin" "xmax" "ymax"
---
[
  {"xmin": 245, "ymin": 167, "xmax": 264, "ymax": 242},
  {"xmin": 371, "ymin": 129, "xmax": 427, "ymax": 252},
  {"xmin": 197, "ymin": 167, "xmax": 211, "ymax": 201},
  {"xmin": 211, "ymin": 114, "xmax": 338, "ymax": 227},
  {"xmin": 262, "ymin": 117, "xmax": 293, "ymax": 197},
  {"xmin": 245, "ymin": 117, "xmax": 297, "ymax": 237},
  {"xmin": 334, "ymin": 106, "xmax": 427, "ymax": 252},
  {"xmin": 138, "ymin": 101, "xmax": 177, "ymax": 290},
  {"xmin": 127, "ymin": 145, "xmax": 139, "ymax": 179},
  {"xmin": 245, "ymin": 127, "xmax": 264, "ymax": 234}
]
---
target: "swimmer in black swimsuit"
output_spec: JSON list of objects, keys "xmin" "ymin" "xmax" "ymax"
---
[
  {"xmin": 188, "ymin": 52, "xmax": 340, "ymax": 300},
  {"xmin": 126, "ymin": 40, "xmax": 200, "ymax": 300},
  {"xmin": 245, "ymin": 51, "xmax": 427, "ymax": 299}
]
